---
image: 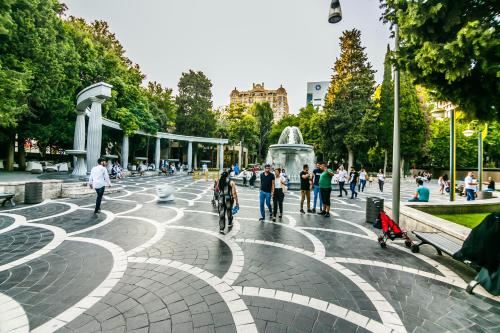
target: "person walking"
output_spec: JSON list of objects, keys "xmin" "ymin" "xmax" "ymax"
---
[
  {"xmin": 349, "ymin": 167, "xmax": 359, "ymax": 199},
  {"xmin": 464, "ymin": 171, "xmax": 477, "ymax": 201},
  {"xmin": 259, "ymin": 164, "xmax": 275, "ymax": 221},
  {"xmin": 218, "ymin": 171, "xmax": 239, "ymax": 234},
  {"xmin": 89, "ymin": 158, "xmax": 111, "ymax": 216},
  {"xmin": 312, "ymin": 163, "xmax": 323, "ymax": 213},
  {"xmin": 337, "ymin": 165, "xmax": 348, "ymax": 197},
  {"xmin": 299, "ymin": 164, "xmax": 312, "ymax": 214},
  {"xmin": 377, "ymin": 169, "xmax": 385, "ymax": 193},
  {"xmin": 273, "ymin": 168, "xmax": 286, "ymax": 221},
  {"xmin": 318, "ymin": 162, "xmax": 334, "ymax": 217},
  {"xmin": 359, "ymin": 168, "xmax": 367, "ymax": 192}
]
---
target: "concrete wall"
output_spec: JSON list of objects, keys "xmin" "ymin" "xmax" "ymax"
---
[{"xmin": 0, "ymin": 180, "xmax": 64, "ymax": 203}]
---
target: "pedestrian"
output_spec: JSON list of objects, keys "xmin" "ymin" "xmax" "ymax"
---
[
  {"xmin": 312, "ymin": 163, "xmax": 323, "ymax": 213},
  {"xmin": 408, "ymin": 178, "xmax": 430, "ymax": 202},
  {"xmin": 377, "ymin": 169, "xmax": 385, "ymax": 193},
  {"xmin": 241, "ymin": 169, "xmax": 248, "ymax": 187},
  {"xmin": 281, "ymin": 168, "xmax": 289, "ymax": 187},
  {"xmin": 89, "ymin": 158, "xmax": 111, "ymax": 216},
  {"xmin": 349, "ymin": 167, "xmax": 359, "ymax": 199},
  {"xmin": 464, "ymin": 171, "xmax": 477, "ymax": 201},
  {"xmin": 218, "ymin": 171, "xmax": 239, "ymax": 234},
  {"xmin": 359, "ymin": 168, "xmax": 367, "ymax": 192},
  {"xmin": 300, "ymin": 164, "xmax": 312, "ymax": 214},
  {"xmin": 259, "ymin": 164, "xmax": 275, "ymax": 221},
  {"xmin": 483, "ymin": 177, "xmax": 495, "ymax": 192},
  {"xmin": 337, "ymin": 165, "xmax": 348, "ymax": 197},
  {"xmin": 368, "ymin": 174, "xmax": 373, "ymax": 187},
  {"xmin": 249, "ymin": 170, "xmax": 257, "ymax": 188},
  {"xmin": 234, "ymin": 163, "xmax": 240, "ymax": 175},
  {"xmin": 273, "ymin": 168, "xmax": 286, "ymax": 221},
  {"xmin": 438, "ymin": 176, "xmax": 445, "ymax": 194},
  {"xmin": 318, "ymin": 162, "xmax": 334, "ymax": 217}
]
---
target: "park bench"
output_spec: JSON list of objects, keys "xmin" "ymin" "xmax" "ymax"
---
[{"xmin": 0, "ymin": 193, "xmax": 15, "ymax": 207}]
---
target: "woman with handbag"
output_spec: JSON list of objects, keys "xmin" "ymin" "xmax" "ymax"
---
[{"xmin": 273, "ymin": 168, "xmax": 286, "ymax": 222}]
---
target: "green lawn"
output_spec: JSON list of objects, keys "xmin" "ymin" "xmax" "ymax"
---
[{"xmin": 434, "ymin": 213, "xmax": 490, "ymax": 229}]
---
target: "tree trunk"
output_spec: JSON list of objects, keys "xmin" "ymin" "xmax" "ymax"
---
[
  {"xmin": 239, "ymin": 140, "xmax": 243, "ymax": 166},
  {"xmin": 347, "ymin": 148, "xmax": 354, "ymax": 171},
  {"xmin": 6, "ymin": 132, "xmax": 15, "ymax": 171},
  {"xmin": 18, "ymin": 134, "xmax": 26, "ymax": 171},
  {"xmin": 383, "ymin": 149, "xmax": 388, "ymax": 175},
  {"xmin": 400, "ymin": 157, "xmax": 405, "ymax": 178}
]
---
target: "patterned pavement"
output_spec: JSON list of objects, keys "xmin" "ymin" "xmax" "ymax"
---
[{"xmin": 0, "ymin": 175, "xmax": 498, "ymax": 333}]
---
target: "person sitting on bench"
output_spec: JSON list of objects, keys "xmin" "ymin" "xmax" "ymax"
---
[{"xmin": 408, "ymin": 178, "xmax": 429, "ymax": 202}]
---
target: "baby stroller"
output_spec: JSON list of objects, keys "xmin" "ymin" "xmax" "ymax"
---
[
  {"xmin": 211, "ymin": 180, "xmax": 220, "ymax": 210},
  {"xmin": 377, "ymin": 210, "xmax": 413, "ymax": 248}
]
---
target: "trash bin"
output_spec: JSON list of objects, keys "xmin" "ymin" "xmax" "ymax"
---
[
  {"xmin": 25, "ymin": 182, "xmax": 43, "ymax": 204},
  {"xmin": 366, "ymin": 197, "xmax": 384, "ymax": 224}
]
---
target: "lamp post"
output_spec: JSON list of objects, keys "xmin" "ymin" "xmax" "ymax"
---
[
  {"xmin": 328, "ymin": 1, "xmax": 401, "ymax": 223},
  {"xmin": 463, "ymin": 126, "xmax": 485, "ymax": 191}
]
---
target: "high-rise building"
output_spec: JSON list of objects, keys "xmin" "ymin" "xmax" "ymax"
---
[
  {"xmin": 306, "ymin": 81, "xmax": 329, "ymax": 109},
  {"xmin": 230, "ymin": 83, "xmax": 289, "ymax": 122}
]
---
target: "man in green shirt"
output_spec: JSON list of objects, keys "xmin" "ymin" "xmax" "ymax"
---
[
  {"xmin": 408, "ymin": 178, "xmax": 430, "ymax": 202},
  {"xmin": 318, "ymin": 162, "xmax": 334, "ymax": 217}
]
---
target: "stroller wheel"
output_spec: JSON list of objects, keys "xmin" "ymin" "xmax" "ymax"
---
[
  {"xmin": 404, "ymin": 240, "xmax": 412, "ymax": 248},
  {"xmin": 377, "ymin": 236, "xmax": 387, "ymax": 248},
  {"xmin": 379, "ymin": 241, "xmax": 387, "ymax": 248},
  {"xmin": 411, "ymin": 244, "xmax": 419, "ymax": 253}
]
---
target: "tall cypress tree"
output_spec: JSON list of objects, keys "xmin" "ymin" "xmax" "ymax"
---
[
  {"xmin": 378, "ymin": 45, "xmax": 394, "ymax": 173},
  {"xmin": 323, "ymin": 29, "xmax": 376, "ymax": 169}
]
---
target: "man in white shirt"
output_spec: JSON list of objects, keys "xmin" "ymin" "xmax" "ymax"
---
[
  {"xmin": 464, "ymin": 171, "xmax": 477, "ymax": 201},
  {"xmin": 89, "ymin": 158, "xmax": 111, "ymax": 215}
]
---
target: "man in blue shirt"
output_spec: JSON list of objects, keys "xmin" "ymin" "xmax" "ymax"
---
[
  {"xmin": 259, "ymin": 164, "xmax": 275, "ymax": 221},
  {"xmin": 408, "ymin": 178, "xmax": 430, "ymax": 202}
]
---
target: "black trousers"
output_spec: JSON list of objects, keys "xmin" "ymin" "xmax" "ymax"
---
[
  {"xmin": 320, "ymin": 188, "xmax": 332, "ymax": 206},
  {"xmin": 219, "ymin": 195, "xmax": 233, "ymax": 231},
  {"xmin": 95, "ymin": 187, "xmax": 105, "ymax": 213},
  {"xmin": 378, "ymin": 180, "xmax": 384, "ymax": 192},
  {"xmin": 338, "ymin": 181, "xmax": 348, "ymax": 196},
  {"xmin": 273, "ymin": 188, "xmax": 284, "ymax": 217}
]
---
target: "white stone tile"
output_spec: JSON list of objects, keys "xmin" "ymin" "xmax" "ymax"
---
[
  {"xmin": 227, "ymin": 299, "xmax": 248, "ymax": 312},
  {"xmin": 345, "ymin": 310, "xmax": 369, "ymax": 328},
  {"xmin": 326, "ymin": 303, "xmax": 348, "ymax": 319},
  {"xmin": 379, "ymin": 311, "xmax": 403, "ymax": 325},
  {"xmin": 366, "ymin": 319, "xmax": 393, "ymax": 333},
  {"xmin": 291, "ymin": 294, "xmax": 310, "ymax": 306},
  {"xmin": 221, "ymin": 290, "xmax": 240, "ymax": 302},
  {"xmin": 233, "ymin": 310, "xmax": 255, "ymax": 325},
  {"xmin": 274, "ymin": 290, "xmax": 293, "ymax": 302},
  {"xmin": 307, "ymin": 298, "xmax": 328, "ymax": 312},
  {"xmin": 242, "ymin": 286, "xmax": 259, "ymax": 296},
  {"xmin": 258, "ymin": 288, "xmax": 276, "ymax": 298},
  {"xmin": 235, "ymin": 323, "xmax": 258, "ymax": 333}
]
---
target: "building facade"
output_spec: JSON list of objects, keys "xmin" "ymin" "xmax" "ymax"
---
[
  {"xmin": 230, "ymin": 83, "xmax": 289, "ymax": 122},
  {"xmin": 306, "ymin": 81, "xmax": 329, "ymax": 109}
]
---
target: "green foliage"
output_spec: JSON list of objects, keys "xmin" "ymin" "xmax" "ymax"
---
[
  {"xmin": 323, "ymin": 29, "xmax": 377, "ymax": 161},
  {"xmin": 380, "ymin": 0, "xmax": 499, "ymax": 120},
  {"xmin": 268, "ymin": 115, "xmax": 300, "ymax": 146},
  {"xmin": 145, "ymin": 81, "xmax": 176, "ymax": 132},
  {"xmin": 175, "ymin": 70, "xmax": 216, "ymax": 136},
  {"xmin": 250, "ymin": 102, "xmax": 274, "ymax": 159},
  {"xmin": 378, "ymin": 45, "xmax": 394, "ymax": 150},
  {"xmin": 226, "ymin": 103, "xmax": 259, "ymax": 154}
]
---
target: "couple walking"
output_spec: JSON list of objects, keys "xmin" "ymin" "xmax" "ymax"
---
[{"xmin": 258, "ymin": 164, "xmax": 286, "ymax": 222}]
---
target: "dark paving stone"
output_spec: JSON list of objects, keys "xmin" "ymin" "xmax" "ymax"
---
[
  {"xmin": 59, "ymin": 263, "xmax": 234, "ymax": 333},
  {"xmin": 293, "ymin": 215, "xmax": 365, "ymax": 234},
  {"xmin": 66, "ymin": 196, "xmax": 97, "ymax": 207},
  {"xmin": 0, "ymin": 226, "xmax": 54, "ymax": 265},
  {"xmin": 126, "ymin": 202, "xmax": 179, "ymax": 223},
  {"xmin": 242, "ymin": 295, "xmax": 362, "ymax": 333},
  {"xmin": 96, "ymin": 200, "xmax": 137, "ymax": 214},
  {"xmin": 171, "ymin": 210, "xmax": 220, "ymax": 231},
  {"xmin": 12, "ymin": 203, "xmax": 70, "ymax": 220},
  {"xmin": 78, "ymin": 217, "xmax": 156, "ymax": 251},
  {"xmin": 309, "ymin": 229, "xmax": 442, "ymax": 274},
  {"xmin": 29, "ymin": 209, "xmax": 106, "ymax": 233},
  {"xmin": 0, "ymin": 240, "xmax": 112, "ymax": 330},
  {"xmin": 348, "ymin": 264, "xmax": 500, "ymax": 333},
  {"xmin": 136, "ymin": 229, "xmax": 232, "ymax": 278},
  {"xmin": 235, "ymin": 243, "xmax": 380, "ymax": 322},
  {"xmin": 0, "ymin": 215, "xmax": 15, "ymax": 230}
]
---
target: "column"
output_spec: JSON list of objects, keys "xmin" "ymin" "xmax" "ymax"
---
[
  {"xmin": 71, "ymin": 110, "xmax": 87, "ymax": 176},
  {"xmin": 216, "ymin": 144, "xmax": 220, "ymax": 167},
  {"xmin": 478, "ymin": 131, "xmax": 483, "ymax": 191},
  {"xmin": 238, "ymin": 141, "xmax": 243, "ymax": 166},
  {"xmin": 449, "ymin": 108, "xmax": 456, "ymax": 202},
  {"xmin": 194, "ymin": 145, "xmax": 198, "ymax": 170},
  {"xmin": 86, "ymin": 98, "xmax": 105, "ymax": 173},
  {"xmin": 245, "ymin": 147, "xmax": 248, "ymax": 167},
  {"xmin": 155, "ymin": 137, "xmax": 161, "ymax": 170},
  {"xmin": 219, "ymin": 144, "xmax": 224, "ymax": 171},
  {"xmin": 122, "ymin": 135, "xmax": 129, "ymax": 170},
  {"xmin": 187, "ymin": 141, "xmax": 193, "ymax": 171}
]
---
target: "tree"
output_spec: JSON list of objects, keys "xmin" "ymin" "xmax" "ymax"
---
[
  {"xmin": 175, "ymin": 70, "xmax": 216, "ymax": 136},
  {"xmin": 226, "ymin": 104, "xmax": 258, "ymax": 165},
  {"xmin": 146, "ymin": 81, "xmax": 176, "ymax": 132},
  {"xmin": 323, "ymin": 29, "xmax": 377, "ymax": 169},
  {"xmin": 378, "ymin": 45, "xmax": 394, "ymax": 173},
  {"xmin": 250, "ymin": 102, "xmax": 274, "ymax": 161},
  {"xmin": 380, "ymin": 0, "xmax": 499, "ymax": 120}
]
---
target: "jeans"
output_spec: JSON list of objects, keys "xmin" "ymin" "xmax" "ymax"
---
[
  {"xmin": 358, "ymin": 179, "xmax": 366, "ymax": 192},
  {"xmin": 300, "ymin": 190, "xmax": 311, "ymax": 210},
  {"xmin": 378, "ymin": 180, "xmax": 384, "ymax": 192},
  {"xmin": 350, "ymin": 182, "xmax": 357, "ymax": 199},
  {"xmin": 94, "ymin": 187, "xmax": 105, "ymax": 213},
  {"xmin": 466, "ymin": 189, "xmax": 475, "ymax": 201},
  {"xmin": 259, "ymin": 191, "xmax": 272, "ymax": 219},
  {"xmin": 338, "ymin": 181, "xmax": 348, "ymax": 196},
  {"xmin": 273, "ymin": 188, "xmax": 284, "ymax": 217},
  {"xmin": 313, "ymin": 185, "xmax": 323, "ymax": 210}
]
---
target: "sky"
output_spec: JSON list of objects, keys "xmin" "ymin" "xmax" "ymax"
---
[{"xmin": 63, "ymin": 0, "xmax": 392, "ymax": 114}]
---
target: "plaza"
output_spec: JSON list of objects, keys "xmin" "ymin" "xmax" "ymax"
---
[{"xmin": 1, "ymin": 175, "xmax": 498, "ymax": 333}]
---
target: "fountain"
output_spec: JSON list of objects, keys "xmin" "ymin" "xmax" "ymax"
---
[{"xmin": 266, "ymin": 126, "xmax": 316, "ymax": 189}]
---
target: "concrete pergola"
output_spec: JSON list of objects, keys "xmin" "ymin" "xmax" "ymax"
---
[{"xmin": 69, "ymin": 82, "xmax": 228, "ymax": 176}]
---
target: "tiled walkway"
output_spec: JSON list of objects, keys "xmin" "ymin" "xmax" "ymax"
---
[{"xmin": 0, "ymin": 176, "xmax": 498, "ymax": 333}]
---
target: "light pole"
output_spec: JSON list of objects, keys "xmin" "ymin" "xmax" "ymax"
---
[
  {"xmin": 463, "ymin": 125, "xmax": 486, "ymax": 191},
  {"xmin": 328, "ymin": 1, "xmax": 401, "ymax": 223}
]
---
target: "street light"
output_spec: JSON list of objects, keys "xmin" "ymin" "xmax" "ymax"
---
[
  {"xmin": 328, "ymin": 1, "xmax": 401, "ymax": 223},
  {"xmin": 463, "ymin": 125, "xmax": 486, "ymax": 191}
]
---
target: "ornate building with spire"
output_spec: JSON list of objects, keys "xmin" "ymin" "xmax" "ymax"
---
[{"xmin": 230, "ymin": 83, "xmax": 289, "ymax": 122}]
